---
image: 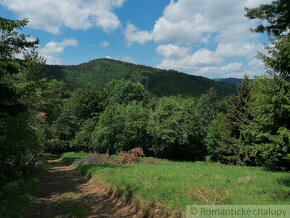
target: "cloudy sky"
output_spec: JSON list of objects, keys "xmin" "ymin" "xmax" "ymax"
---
[{"xmin": 1, "ymin": 0, "xmax": 272, "ymax": 78}]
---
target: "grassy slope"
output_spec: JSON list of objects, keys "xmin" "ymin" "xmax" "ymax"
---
[
  {"xmin": 46, "ymin": 58, "xmax": 237, "ymax": 98},
  {"xmin": 61, "ymin": 153, "xmax": 290, "ymax": 211}
]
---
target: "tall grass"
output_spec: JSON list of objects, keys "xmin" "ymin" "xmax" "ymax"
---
[{"xmin": 64, "ymin": 153, "xmax": 289, "ymax": 211}]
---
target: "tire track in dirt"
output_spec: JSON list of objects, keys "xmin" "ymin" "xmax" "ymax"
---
[{"xmin": 25, "ymin": 160, "xmax": 144, "ymax": 218}]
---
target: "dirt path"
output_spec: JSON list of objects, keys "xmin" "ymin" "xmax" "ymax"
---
[{"xmin": 25, "ymin": 160, "xmax": 143, "ymax": 218}]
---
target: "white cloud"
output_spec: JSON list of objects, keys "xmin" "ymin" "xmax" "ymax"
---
[
  {"xmin": 156, "ymin": 43, "xmax": 261, "ymax": 78},
  {"xmin": 195, "ymin": 63, "xmax": 242, "ymax": 76},
  {"xmin": 100, "ymin": 41, "xmax": 110, "ymax": 47},
  {"xmin": 141, "ymin": 0, "xmax": 273, "ymax": 77},
  {"xmin": 40, "ymin": 39, "xmax": 78, "ymax": 64},
  {"xmin": 157, "ymin": 44, "xmax": 222, "ymax": 71},
  {"xmin": 156, "ymin": 44, "xmax": 191, "ymax": 59},
  {"xmin": 2, "ymin": 0, "xmax": 126, "ymax": 34},
  {"xmin": 215, "ymin": 42, "xmax": 261, "ymax": 60},
  {"xmin": 125, "ymin": 0, "xmax": 271, "ymax": 46},
  {"xmin": 125, "ymin": 24, "xmax": 152, "ymax": 46}
]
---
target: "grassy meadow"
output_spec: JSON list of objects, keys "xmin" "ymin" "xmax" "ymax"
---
[{"xmin": 61, "ymin": 152, "xmax": 290, "ymax": 212}]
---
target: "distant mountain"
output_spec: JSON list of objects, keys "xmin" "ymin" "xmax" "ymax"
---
[
  {"xmin": 214, "ymin": 78, "xmax": 243, "ymax": 85},
  {"xmin": 46, "ymin": 58, "xmax": 237, "ymax": 98}
]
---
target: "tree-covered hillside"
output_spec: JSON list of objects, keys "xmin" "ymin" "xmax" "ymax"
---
[
  {"xmin": 46, "ymin": 58, "xmax": 236, "ymax": 98},
  {"xmin": 214, "ymin": 78, "xmax": 243, "ymax": 85}
]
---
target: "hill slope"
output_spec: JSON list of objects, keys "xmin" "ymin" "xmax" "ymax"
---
[
  {"xmin": 214, "ymin": 78, "xmax": 243, "ymax": 85},
  {"xmin": 46, "ymin": 58, "xmax": 237, "ymax": 98}
]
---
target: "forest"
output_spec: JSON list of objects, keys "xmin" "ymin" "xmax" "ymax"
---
[{"xmin": 0, "ymin": 0, "xmax": 289, "ymax": 216}]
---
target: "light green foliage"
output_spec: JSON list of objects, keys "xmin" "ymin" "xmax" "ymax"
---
[
  {"xmin": 147, "ymin": 96, "xmax": 204, "ymax": 160},
  {"xmin": 205, "ymin": 113, "xmax": 226, "ymax": 162},
  {"xmin": 196, "ymin": 87, "xmax": 218, "ymax": 140},
  {"xmin": 92, "ymin": 103, "xmax": 150, "ymax": 154},
  {"xmin": 100, "ymin": 80, "xmax": 149, "ymax": 107},
  {"xmin": 241, "ymin": 75, "xmax": 290, "ymax": 170},
  {"xmin": 72, "ymin": 117, "xmax": 97, "ymax": 151}
]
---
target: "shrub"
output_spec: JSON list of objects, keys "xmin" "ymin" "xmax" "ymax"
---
[
  {"xmin": 147, "ymin": 96, "xmax": 205, "ymax": 160},
  {"xmin": 92, "ymin": 103, "xmax": 150, "ymax": 154}
]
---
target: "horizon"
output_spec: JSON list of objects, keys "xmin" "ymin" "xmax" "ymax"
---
[{"xmin": 0, "ymin": 0, "xmax": 271, "ymax": 79}]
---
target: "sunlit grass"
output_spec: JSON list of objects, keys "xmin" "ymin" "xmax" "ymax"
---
[{"xmin": 64, "ymin": 153, "xmax": 290, "ymax": 211}]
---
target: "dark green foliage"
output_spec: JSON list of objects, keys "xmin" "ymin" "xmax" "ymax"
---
[
  {"xmin": 92, "ymin": 103, "xmax": 150, "ymax": 154},
  {"xmin": 0, "ymin": 113, "xmax": 42, "ymax": 184},
  {"xmin": 46, "ymin": 58, "xmax": 236, "ymax": 98},
  {"xmin": 23, "ymin": 48, "xmax": 47, "ymax": 81},
  {"xmin": 258, "ymin": 36, "xmax": 290, "ymax": 77},
  {"xmin": 53, "ymin": 87, "xmax": 101, "ymax": 151},
  {"xmin": 0, "ymin": 17, "xmax": 38, "ymax": 60},
  {"xmin": 213, "ymin": 76, "xmax": 252, "ymax": 165},
  {"xmin": 245, "ymin": 0, "xmax": 290, "ymax": 37},
  {"xmin": 0, "ymin": 16, "xmax": 42, "ymax": 183},
  {"xmin": 0, "ymin": 164, "xmax": 47, "ymax": 217},
  {"xmin": 241, "ymin": 75, "xmax": 290, "ymax": 170},
  {"xmin": 245, "ymin": 0, "xmax": 290, "ymax": 77},
  {"xmin": 147, "ymin": 96, "xmax": 204, "ymax": 160},
  {"xmin": 214, "ymin": 78, "xmax": 243, "ymax": 85}
]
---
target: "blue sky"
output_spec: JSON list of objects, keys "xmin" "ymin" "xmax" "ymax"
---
[{"xmin": 1, "ymin": 0, "xmax": 271, "ymax": 78}]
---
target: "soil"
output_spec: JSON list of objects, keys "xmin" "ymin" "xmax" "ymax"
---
[{"xmin": 25, "ymin": 159, "xmax": 144, "ymax": 218}]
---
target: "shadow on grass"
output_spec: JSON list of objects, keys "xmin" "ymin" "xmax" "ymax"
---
[{"xmin": 277, "ymin": 176, "xmax": 290, "ymax": 187}]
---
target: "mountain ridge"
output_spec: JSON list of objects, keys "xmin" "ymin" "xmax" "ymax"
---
[{"xmin": 46, "ymin": 58, "xmax": 238, "ymax": 98}]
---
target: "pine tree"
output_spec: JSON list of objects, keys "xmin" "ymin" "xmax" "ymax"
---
[
  {"xmin": 241, "ymin": 75, "xmax": 290, "ymax": 170},
  {"xmin": 216, "ymin": 76, "xmax": 252, "ymax": 164},
  {"xmin": 245, "ymin": 0, "xmax": 290, "ymax": 77},
  {"xmin": 0, "ymin": 16, "xmax": 40, "ymax": 183}
]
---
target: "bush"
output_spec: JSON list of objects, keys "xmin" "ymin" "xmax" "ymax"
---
[
  {"xmin": 72, "ymin": 117, "xmax": 97, "ymax": 151},
  {"xmin": 92, "ymin": 103, "xmax": 150, "ymax": 154},
  {"xmin": 100, "ymin": 80, "xmax": 149, "ymax": 107},
  {"xmin": 0, "ymin": 113, "xmax": 42, "ymax": 184},
  {"xmin": 147, "ymin": 96, "xmax": 204, "ymax": 160}
]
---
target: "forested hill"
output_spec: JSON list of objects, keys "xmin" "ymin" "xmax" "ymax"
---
[
  {"xmin": 214, "ymin": 78, "xmax": 243, "ymax": 85},
  {"xmin": 46, "ymin": 58, "xmax": 237, "ymax": 98}
]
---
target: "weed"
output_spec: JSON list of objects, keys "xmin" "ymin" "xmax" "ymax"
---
[{"xmin": 185, "ymin": 186, "xmax": 232, "ymax": 205}]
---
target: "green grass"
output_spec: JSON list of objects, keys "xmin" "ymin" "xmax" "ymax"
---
[
  {"xmin": 65, "ymin": 153, "xmax": 289, "ymax": 211},
  {"xmin": 60, "ymin": 152, "xmax": 89, "ymax": 164},
  {"xmin": 0, "ymin": 164, "xmax": 48, "ymax": 217},
  {"xmin": 61, "ymin": 192, "xmax": 87, "ymax": 217}
]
